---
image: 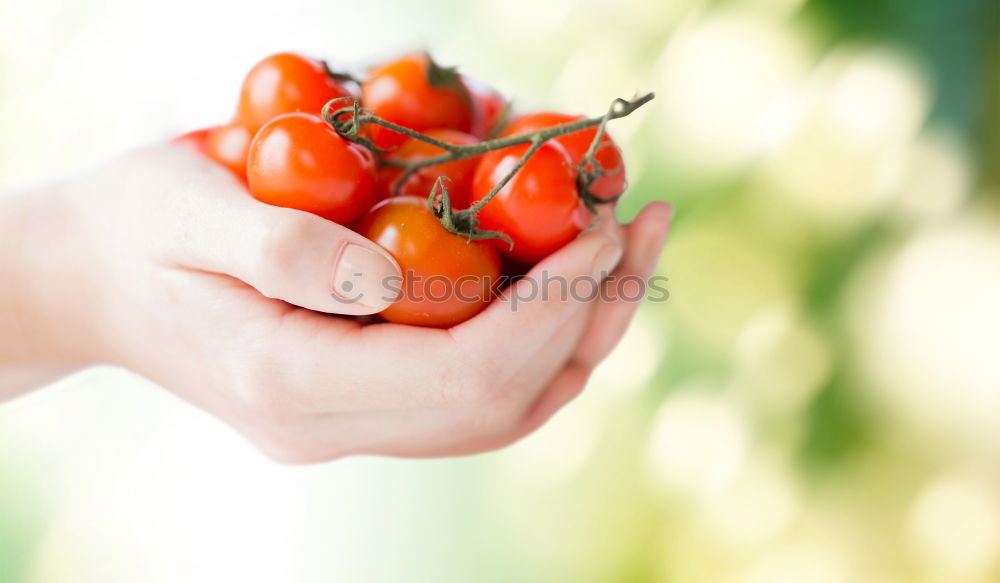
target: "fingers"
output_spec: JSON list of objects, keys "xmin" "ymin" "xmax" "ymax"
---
[
  {"xmin": 447, "ymin": 209, "xmax": 623, "ymax": 387},
  {"xmin": 239, "ymin": 362, "xmax": 594, "ymax": 463},
  {"xmin": 327, "ymin": 200, "xmax": 670, "ymax": 459},
  {"xmin": 509, "ymin": 362, "xmax": 592, "ymax": 441},
  {"xmin": 438, "ymin": 363, "xmax": 592, "ymax": 459},
  {"xmin": 572, "ymin": 201, "xmax": 673, "ymax": 369},
  {"xmin": 205, "ymin": 208, "xmax": 625, "ymax": 426},
  {"xmin": 231, "ymin": 203, "xmax": 628, "ymax": 415},
  {"xmin": 451, "ymin": 203, "xmax": 674, "ymax": 453},
  {"xmin": 161, "ymin": 145, "xmax": 401, "ymax": 315}
]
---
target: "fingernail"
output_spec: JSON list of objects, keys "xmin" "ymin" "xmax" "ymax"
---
[
  {"xmin": 592, "ymin": 240, "xmax": 623, "ymax": 280},
  {"xmin": 331, "ymin": 243, "xmax": 401, "ymax": 309}
]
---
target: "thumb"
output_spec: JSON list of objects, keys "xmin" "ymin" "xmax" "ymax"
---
[{"xmin": 163, "ymin": 146, "xmax": 401, "ymax": 315}]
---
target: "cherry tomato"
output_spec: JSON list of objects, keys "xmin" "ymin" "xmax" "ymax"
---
[
  {"xmin": 471, "ymin": 141, "xmax": 590, "ymax": 265},
  {"xmin": 173, "ymin": 127, "xmax": 216, "ymax": 156},
  {"xmin": 247, "ymin": 113, "xmax": 377, "ymax": 225},
  {"xmin": 503, "ymin": 112, "xmax": 626, "ymax": 200},
  {"xmin": 466, "ymin": 77, "xmax": 508, "ymax": 139},
  {"xmin": 204, "ymin": 123, "xmax": 253, "ymax": 182},
  {"xmin": 359, "ymin": 196, "xmax": 501, "ymax": 328},
  {"xmin": 361, "ymin": 53, "xmax": 474, "ymax": 151},
  {"xmin": 379, "ymin": 128, "xmax": 479, "ymax": 202},
  {"xmin": 237, "ymin": 52, "xmax": 353, "ymax": 134}
]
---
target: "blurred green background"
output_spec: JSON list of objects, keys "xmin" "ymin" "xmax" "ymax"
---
[{"xmin": 1, "ymin": 0, "xmax": 998, "ymax": 581}]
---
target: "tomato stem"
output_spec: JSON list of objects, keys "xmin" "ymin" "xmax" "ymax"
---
[
  {"xmin": 389, "ymin": 92, "xmax": 651, "ymax": 199},
  {"xmin": 323, "ymin": 92, "xmax": 653, "ymax": 171},
  {"xmin": 465, "ymin": 138, "xmax": 545, "ymax": 214},
  {"xmin": 428, "ymin": 177, "xmax": 514, "ymax": 247},
  {"xmin": 320, "ymin": 92, "xmax": 655, "ymax": 244},
  {"xmin": 577, "ymin": 97, "xmax": 632, "ymax": 210},
  {"xmin": 364, "ymin": 117, "xmax": 464, "ymax": 153}
]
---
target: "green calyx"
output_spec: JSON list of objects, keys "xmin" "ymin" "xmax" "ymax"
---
[
  {"xmin": 423, "ymin": 53, "xmax": 475, "ymax": 115},
  {"xmin": 427, "ymin": 177, "xmax": 514, "ymax": 248},
  {"xmin": 319, "ymin": 60, "xmax": 362, "ymax": 86}
]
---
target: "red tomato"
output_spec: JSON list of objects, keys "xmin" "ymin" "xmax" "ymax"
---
[
  {"xmin": 361, "ymin": 53, "xmax": 474, "ymax": 151},
  {"xmin": 237, "ymin": 53, "xmax": 353, "ymax": 134},
  {"xmin": 379, "ymin": 129, "xmax": 479, "ymax": 202},
  {"xmin": 358, "ymin": 196, "xmax": 501, "ymax": 328},
  {"xmin": 204, "ymin": 123, "xmax": 253, "ymax": 182},
  {"xmin": 466, "ymin": 77, "xmax": 508, "ymax": 139},
  {"xmin": 471, "ymin": 141, "xmax": 590, "ymax": 265},
  {"xmin": 173, "ymin": 127, "xmax": 216, "ymax": 156},
  {"xmin": 503, "ymin": 112, "xmax": 626, "ymax": 200},
  {"xmin": 247, "ymin": 113, "xmax": 377, "ymax": 225}
]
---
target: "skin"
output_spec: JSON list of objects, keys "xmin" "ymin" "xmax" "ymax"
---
[{"xmin": 0, "ymin": 144, "xmax": 672, "ymax": 463}]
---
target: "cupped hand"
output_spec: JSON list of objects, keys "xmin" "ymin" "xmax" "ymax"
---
[{"xmin": 46, "ymin": 145, "xmax": 672, "ymax": 463}]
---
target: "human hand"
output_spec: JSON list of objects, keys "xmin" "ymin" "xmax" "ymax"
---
[{"xmin": 5, "ymin": 145, "xmax": 671, "ymax": 462}]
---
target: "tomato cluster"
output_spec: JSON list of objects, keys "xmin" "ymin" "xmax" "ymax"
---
[{"xmin": 174, "ymin": 51, "xmax": 629, "ymax": 328}]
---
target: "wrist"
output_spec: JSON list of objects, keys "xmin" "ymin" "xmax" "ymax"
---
[{"xmin": 0, "ymin": 183, "xmax": 102, "ymax": 376}]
